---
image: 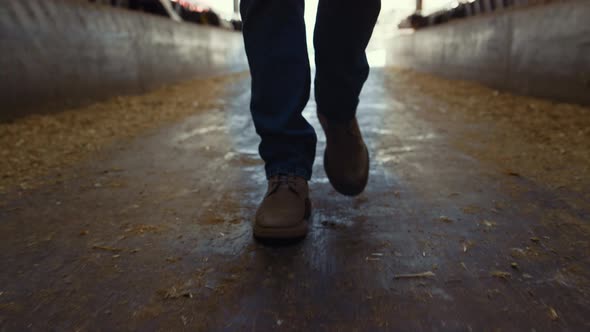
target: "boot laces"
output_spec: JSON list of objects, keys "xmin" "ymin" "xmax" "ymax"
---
[{"xmin": 268, "ymin": 175, "xmax": 300, "ymax": 197}]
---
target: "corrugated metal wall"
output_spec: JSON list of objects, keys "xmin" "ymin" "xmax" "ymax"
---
[
  {"xmin": 0, "ymin": 0, "xmax": 247, "ymax": 121},
  {"xmin": 386, "ymin": 0, "xmax": 590, "ymax": 105}
]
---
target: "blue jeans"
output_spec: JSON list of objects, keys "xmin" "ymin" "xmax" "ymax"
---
[{"xmin": 240, "ymin": 0, "xmax": 381, "ymax": 180}]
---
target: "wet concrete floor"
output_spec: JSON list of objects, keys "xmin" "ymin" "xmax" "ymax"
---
[{"xmin": 1, "ymin": 69, "xmax": 589, "ymax": 331}]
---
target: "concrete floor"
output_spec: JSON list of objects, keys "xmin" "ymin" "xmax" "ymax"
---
[{"xmin": 1, "ymin": 70, "xmax": 589, "ymax": 331}]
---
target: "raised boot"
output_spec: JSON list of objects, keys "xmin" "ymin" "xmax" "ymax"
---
[{"xmin": 318, "ymin": 112, "xmax": 369, "ymax": 196}]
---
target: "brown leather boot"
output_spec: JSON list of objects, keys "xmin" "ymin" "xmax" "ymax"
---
[
  {"xmin": 253, "ymin": 175, "xmax": 311, "ymax": 240},
  {"xmin": 318, "ymin": 112, "xmax": 369, "ymax": 196}
]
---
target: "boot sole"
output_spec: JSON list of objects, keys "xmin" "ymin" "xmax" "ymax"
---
[
  {"xmin": 324, "ymin": 144, "xmax": 370, "ymax": 196},
  {"xmin": 253, "ymin": 198, "xmax": 311, "ymax": 241}
]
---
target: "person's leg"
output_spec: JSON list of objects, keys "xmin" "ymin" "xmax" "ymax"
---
[
  {"xmin": 314, "ymin": 0, "xmax": 381, "ymax": 122},
  {"xmin": 240, "ymin": 0, "xmax": 315, "ymax": 240},
  {"xmin": 313, "ymin": 0, "xmax": 380, "ymax": 196},
  {"xmin": 240, "ymin": 0, "xmax": 316, "ymax": 181}
]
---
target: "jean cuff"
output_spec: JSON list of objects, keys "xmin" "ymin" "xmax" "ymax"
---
[
  {"xmin": 317, "ymin": 109, "xmax": 357, "ymax": 124},
  {"xmin": 266, "ymin": 165, "xmax": 311, "ymax": 181}
]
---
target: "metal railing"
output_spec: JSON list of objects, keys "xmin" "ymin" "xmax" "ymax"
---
[
  {"xmin": 86, "ymin": 0, "xmax": 242, "ymax": 30},
  {"xmin": 399, "ymin": 0, "xmax": 568, "ymax": 29}
]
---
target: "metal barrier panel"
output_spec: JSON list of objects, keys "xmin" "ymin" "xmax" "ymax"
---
[
  {"xmin": 385, "ymin": 0, "xmax": 590, "ymax": 105},
  {"xmin": 0, "ymin": 0, "xmax": 247, "ymax": 121}
]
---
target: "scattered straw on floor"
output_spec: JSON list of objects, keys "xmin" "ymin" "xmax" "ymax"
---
[
  {"xmin": 385, "ymin": 68, "xmax": 590, "ymax": 195},
  {"xmin": 0, "ymin": 74, "xmax": 243, "ymax": 193}
]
